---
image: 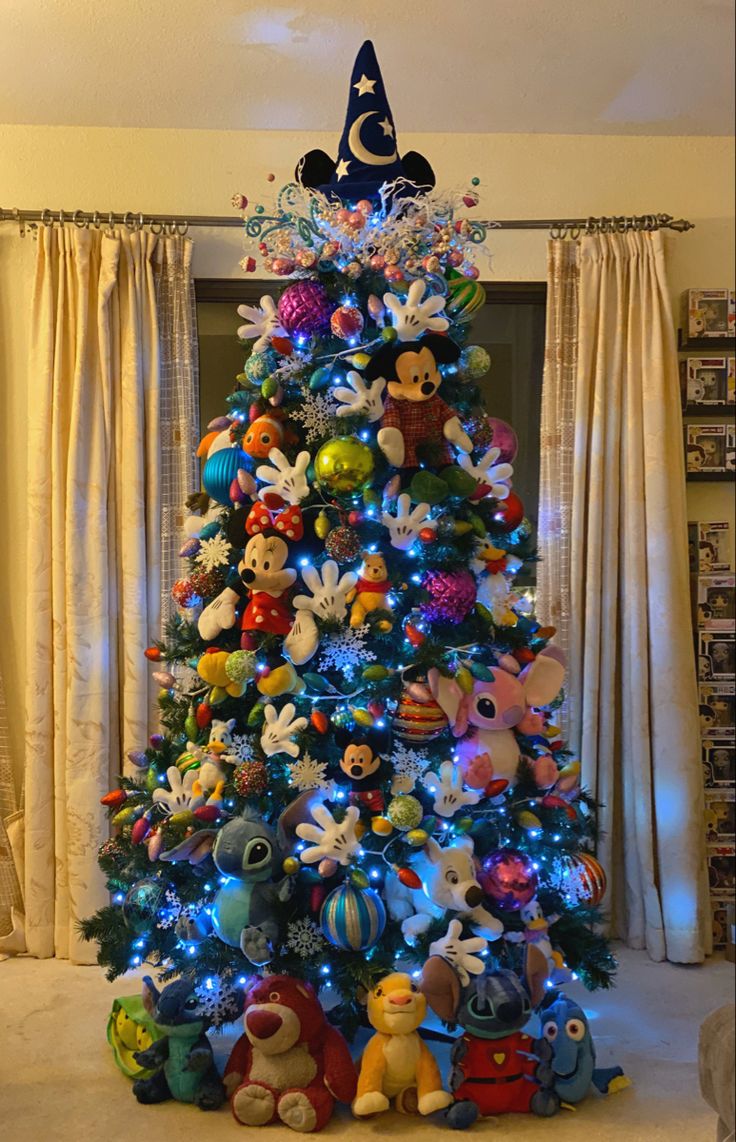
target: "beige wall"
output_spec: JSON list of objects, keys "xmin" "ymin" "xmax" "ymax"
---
[{"xmin": 1, "ymin": 125, "xmax": 734, "ymax": 791}]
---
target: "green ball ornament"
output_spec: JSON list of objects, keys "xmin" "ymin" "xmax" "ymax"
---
[
  {"xmin": 460, "ymin": 345, "xmax": 491, "ymax": 380},
  {"xmin": 387, "ymin": 795, "xmax": 424, "ymax": 832},
  {"xmin": 381, "ymin": 326, "xmax": 398, "ymax": 342},
  {"xmin": 122, "ymin": 878, "xmax": 166, "ymax": 934},
  {"xmin": 332, "ymin": 708, "xmax": 352, "ymax": 729},
  {"xmin": 226, "ymin": 650, "xmax": 256, "ymax": 684},
  {"xmin": 445, "ymin": 277, "xmax": 486, "ymax": 324},
  {"xmin": 314, "ymin": 436, "xmax": 374, "ymax": 495}
]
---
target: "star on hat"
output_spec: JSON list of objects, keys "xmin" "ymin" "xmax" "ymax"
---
[{"xmin": 296, "ymin": 40, "xmax": 436, "ymax": 203}]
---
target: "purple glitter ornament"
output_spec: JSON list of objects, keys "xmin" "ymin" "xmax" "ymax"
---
[
  {"xmin": 478, "ymin": 849, "xmax": 538, "ymax": 911},
  {"xmin": 420, "ymin": 569, "xmax": 477, "ymax": 624},
  {"xmin": 485, "ymin": 417, "xmax": 518, "ymax": 464},
  {"xmin": 277, "ymin": 280, "xmax": 334, "ymax": 337}
]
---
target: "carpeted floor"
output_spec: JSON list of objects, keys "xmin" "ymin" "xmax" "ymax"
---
[{"xmin": 0, "ymin": 945, "xmax": 732, "ymax": 1141}]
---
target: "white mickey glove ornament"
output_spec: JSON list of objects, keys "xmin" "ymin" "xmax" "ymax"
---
[
  {"xmin": 198, "ymin": 587, "xmax": 240, "ymax": 640},
  {"xmin": 460, "ymin": 446, "xmax": 514, "ymax": 499},
  {"xmin": 296, "ymin": 802, "xmax": 361, "ymax": 866},
  {"xmin": 260, "ymin": 702, "xmax": 308, "ymax": 758},
  {"xmin": 334, "ymin": 371, "xmax": 386, "ymax": 422},
  {"xmin": 383, "ymin": 279, "xmax": 449, "ymax": 342},
  {"xmin": 283, "ymin": 610, "xmax": 320, "ymax": 666},
  {"xmin": 256, "ymin": 449, "xmax": 311, "ymax": 505},
  {"xmin": 382, "ymin": 493, "xmax": 436, "ymax": 551},
  {"xmin": 293, "ymin": 561, "xmax": 358, "ymax": 621},
  {"xmin": 237, "ymin": 296, "xmax": 286, "ymax": 352},
  {"xmin": 152, "ymin": 767, "xmax": 206, "ymax": 815},
  {"xmin": 429, "ymin": 919, "xmax": 489, "ymax": 986},
  {"xmin": 422, "ymin": 760, "xmax": 482, "ymax": 818}
]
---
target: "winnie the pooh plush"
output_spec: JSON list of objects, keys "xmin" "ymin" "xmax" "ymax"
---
[
  {"xmin": 352, "ymin": 971, "xmax": 451, "ymax": 1117},
  {"xmin": 348, "ymin": 552, "xmax": 393, "ymax": 631}
]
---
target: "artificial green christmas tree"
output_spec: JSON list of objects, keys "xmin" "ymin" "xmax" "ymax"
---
[{"xmin": 82, "ymin": 41, "xmax": 615, "ymax": 1057}]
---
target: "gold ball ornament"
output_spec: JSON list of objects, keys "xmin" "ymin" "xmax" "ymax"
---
[
  {"xmin": 407, "ymin": 828, "xmax": 429, "ymax": 847},
  {"xmin": 282, "ymin": 856, "xmax": 300, "ymax": 875},
  {"xmin": 371, "ymin": 816, "xmax": 393, "ymax": 836},
  {"xmin": 314, "ymin": 436, "xmax": 374, "ymax": 495},
  {"xmin": 387, "ymin": 795, "xmax": 424, "ymax": 832}
]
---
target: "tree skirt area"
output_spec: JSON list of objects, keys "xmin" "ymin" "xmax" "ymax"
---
[{"xmin": 0, "ymin": 945, "xmax": 730, "ymax": 1142}]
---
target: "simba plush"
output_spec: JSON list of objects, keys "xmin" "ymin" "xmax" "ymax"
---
[
  {"xmin": 352, "ymin": 971, "xmax": 451, "ymax": 1118},
  {"xmin": 348, "ymin": 552, "xmax": 393, "ymax": 631},
  {"xmin": 224, "ymin": 975, "xmax": 357, "ymax": 1132}
]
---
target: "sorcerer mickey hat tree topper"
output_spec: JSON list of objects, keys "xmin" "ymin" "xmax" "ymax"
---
[{"xmin": 296, "ymin": 39, "xmax": 436, "ymax": 201}]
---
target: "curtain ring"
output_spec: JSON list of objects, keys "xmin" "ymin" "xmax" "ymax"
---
[
  {"xmin": 123, "ymin": 211, "xmax": 136, "ymax": 231},
  {"xmin": 568, "ymin": 224, "xmax": 581, "ymax": 241},
  {"xmin": 106, "ymin": 212, "xmax": 116, "ymax": 233},
  {"xmin": 138, "ymin": 213, "xmax": 145, "ymax": 231},
  {"xmin": 91, "ymin": 211, "xmax": 101, "ymax": 229},
  {"xmin": 41, "ymin": 208, "xmax": 54, "ymax": 228},
  {"xmin": 166, "ymin": 220, "xmax": 177, "ymax": 237},
  {"xmin": 175, "ymin": 220, "xmax": 189, "ymax": 237},
  {"xmin": 149, "ymin": 218, "xmax": 163, "ymax": 235},
  {"xmin": 58, "ymin": 209, "xmax": 66, "ymax": 228},
  {"xmin": 72, "ymin": 210, "xmax": 87, "ymax": 229},
  {"xmin": 549, "ymin": 222, "xmax": 563, "ymax": 240}
]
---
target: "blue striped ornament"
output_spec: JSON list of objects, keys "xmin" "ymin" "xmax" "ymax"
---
[
  {"xmin": 319, "ymin": 882, "xmax": 386, "ymax": 951},
  {"xmin": 202, "ymin": 446, "xmax": 249, "ymax": 505}
]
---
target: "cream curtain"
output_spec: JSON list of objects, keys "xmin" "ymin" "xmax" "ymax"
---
[
  {"xmin": 539, "ymin": 231, "xmax": 708, "ymax": 963},
  {"xmin": 24, "ymin": 226, "xmax": 195, "ymax": 961}
]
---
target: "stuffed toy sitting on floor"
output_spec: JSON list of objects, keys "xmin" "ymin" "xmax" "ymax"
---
[
  {"xmin": 131, "ymin": 976, "xmax": 225, "ymax": 1110},
  {"xmin": 540, "ymin": 994, "xmax": 628, "ymax": 1103},
  {"xmin": 224, "ymin": 975, "xmax": 357, "ymax": 1132},
  {"xmin": 352, "ymin": 970, "xmax": 452, "ymax": 1118}
]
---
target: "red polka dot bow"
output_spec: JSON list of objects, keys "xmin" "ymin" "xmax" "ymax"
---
[{"xmin": 245, "ymin": 501, "xmax": 304, "ymax": 541}]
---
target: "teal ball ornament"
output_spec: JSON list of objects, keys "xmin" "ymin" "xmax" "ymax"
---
[
  {"xmin": 203, "ymin": 446, "xmax": 249, "ymax": 505},
  {"xmin": 244, "ymin": 348, "xmax": 279, "ymax": 386},
  {"xmin": 320, "ymin": 882, "xmax": 386, "ymax": 951},
  {"xmin": 122, "ymin": 878, "xmax": 166, "ymax": 934}
]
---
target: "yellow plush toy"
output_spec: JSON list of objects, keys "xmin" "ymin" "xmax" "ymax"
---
[
  {"xmin": 197, "ymin": 649, "xmax": 247, "ymax": 703},
  {"xmin": 256, "ymin": 659, "xmax": 306, "ymax": 697},
  {"xmin": 352, "ymin": 971, "xmax": 452, "ymax": 1118},
  {"xmin": 348, "ymin": 552, "xmax": 393, "ymax": 631}
]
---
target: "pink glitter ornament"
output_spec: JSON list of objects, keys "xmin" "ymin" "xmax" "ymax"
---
[
  {"xmin": 486, "ymin": 417, "xmax": 519, "ymax": 463},
  {"xmin": 330, "ymin": 305, "xmax": 364, "ymax": 341},
  {"xmin": 420, "ymin": 569, "xmax": 477, "ymax": 624},
  {"xmin": 277, "ymin": 280, "xmax": 334, "ymax": 336}
]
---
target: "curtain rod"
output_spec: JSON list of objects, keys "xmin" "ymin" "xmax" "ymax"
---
[{"xmin": 0, "ymin": 207, "xmax": 694, "ymax": 237}]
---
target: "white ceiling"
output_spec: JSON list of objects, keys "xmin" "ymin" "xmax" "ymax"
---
[{"xmin": 1, "ymin": 0, "xmax": 734, "ymax": 135}]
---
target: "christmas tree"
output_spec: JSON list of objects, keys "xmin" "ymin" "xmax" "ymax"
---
[{"xmin": 82, "ymin": 40, "xmax": 615, "ymax": 1042}]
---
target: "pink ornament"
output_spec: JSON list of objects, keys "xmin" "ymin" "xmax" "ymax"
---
[
  {"xmin": 447, "ymin": 250, "xmax": 464, "ymax": 267},
  {"xmin": 322, "ymin": 241, "xmax": 340, "ymax": 259},
  {"xmin": 277, "ymin": 280, "xmax": 334, "ymax": 336},
  {"xmin": 336, "ymin": 208, "xmax": 351, "ymax": 224},
  {"xmin": 370, "ymin": 254, "xmax": 386, "ymax": 270},
  {"xmin": 330, "ymin": 305, "xmax": 364, "ymax": 341},
  {"xmin": 367, "ymin": 294, "xmax": 385, "ymax": 323},
  {"xmin": 266, "ymin": 172, "xmax": 275, "ymax": 182},
  {"xmin": 485, "ymin": 417, "xmax": 518, "ymax": 463},
  {"xmin": 384, "ymin": 265, "xmax": 404, "ymax": 282},
  {"xmin": 356, "ymin": 199, "xmax": 374, "ymax": 216},
  {"xmin": 462, "ymin": 193, "xmax": 479, "ymax": 208},
  {"xmin": 296, "ymin": 249, "xmax": 317, "ymax": 268},
  {"xmin": 479, "ymin": 849, "xmax": 538, "ymax": 911},
  {"xmin": 348, "ymin": 211, "xmax": 366, "ymax": 229},
  {"xmin": 240, "ymin": 257, "xmax": 257, "ymax": 273},
  {"xmin": 465, "ymin": 265, "xmax": 480, "ymax": 279},
  {"xmin": 420, "ymin": 569, "xmax": 477, "ymax": 624}
]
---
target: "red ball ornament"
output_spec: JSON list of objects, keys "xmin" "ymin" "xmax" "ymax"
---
[
  {"xmin": 479, "ymin": 849, "xmax": 538, "ymax": 911},
  {"xmin": 196, "ymin": 702, "xmax": 213, "ymax": 730},
  {"xmin": 324, "ymin": 525, "xmax": 362, "ymax": 563},
  {"xmin": 144, "ymin": 646, "xmax": 161, "ymax": 661},
  {"xmin": 278, "ymin": 280, "xmax": 334, "ymax": 336},
  {"xmin": 369, "ymin": 254, "xmax": 386, "ymax": 270},
  {"xmin": 465, "ymin": 265, "xmax": 480, "ymax": 279},
  {"xmin": 336, "ymin": 208, "xmax": 351, "ymax": 224},
  {"xmin": 241, "ymin": 257, "xmax": 257, "ymax": 273},
  {"xmin": 330, "ymin": 305, "xmax": 364, "ymax": 341},
  {"xmin": 347, "ymin": 510, "xmax": 363, "ymax": 526},
  {"xmin": 419, "ymin": 527, "xmax": 436, "ymax": 543},
  {"xmin": 493, "ymin": 490, "xmax": 525, "ymax": 532},
  {"xmin": 233, "ymin": 760, "xmax": 268, "ymax": 799},
  {"xmin": 190, "ymin": 568, "xmax": 227, "ymax": 599},
  {"xmin": 356, "ymin": 199, "xmax": 374, "ymax": 216},
  {"xmin": 171, "ymin": 578, "xmax": 200, "ymax": 608},
  {"xmin": 384, "ymin": 265, "xmax": 404, "ymax": 282},
  {"xmin": 555, "ymin": 853, "xmax": 607, "ymax": 907},
  {"xmin": 348, "ymin": 211, "xmax": 366, "ymax": 230}
]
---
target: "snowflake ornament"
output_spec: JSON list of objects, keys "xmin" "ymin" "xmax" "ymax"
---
[
  {"xmin": 288, "ymin": 751, "xmax": 335, "ymax": 794},
  {"xmin": 317, "ymin": 627, "xmax": 376, "ymax": 673},
  {"xmin": 156, "ymin": 887, "xmax": 183, "ymax": 930},
  {"xmin": 196, "ymin": 534, "xmax": 232, "ymax": 573},
  {"xmin": 194, "ymin": 976, "xmax": 244, "ymax": 1028},
  {"xmin": 230, "ymin": 733, "xmax": 258, "ymax": 765},
  {"xmin": 286, "ymin": 917, "xmax": 327, "ymax": 958},
  {"xmin": 291, "ymin": 392, "xmax": 339, "ymax": 446},
  {"xmin": 390, "ymin": 742, "xmax": 432, "ymax": 794}
]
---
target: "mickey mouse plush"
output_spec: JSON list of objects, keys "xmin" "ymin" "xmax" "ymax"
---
[
  {"xmin": 334, "ymin": 724, "xmax": 391, "ymax": 812},
  {"xmin": 364, "ymin": 334, "xmax": 472, "ymax": 469}
]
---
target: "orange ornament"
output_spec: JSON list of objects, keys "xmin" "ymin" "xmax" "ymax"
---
[
  {"xmin": 311, "ymin": 710, "xmax": 329, "ymax": 734},
  {"xmin": 144, "ymin": 647, "xmax": 162, "ymax": 661}
]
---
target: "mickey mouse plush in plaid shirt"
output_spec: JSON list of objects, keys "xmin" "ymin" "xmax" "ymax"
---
[{"xmin": 364, "ymin": 332, "xmax": 473, "ymax": 469}]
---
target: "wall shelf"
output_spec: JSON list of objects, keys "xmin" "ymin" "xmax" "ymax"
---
[
  {"xmin": 682, "ymin": 405, "xmax": 736, "ymax": 418},
  {"xmin": 686, "ymin": 471, "xmax": 735, "ymax": 482},
  {"xmin": 678, "ymin": 330, "xmax": 736, "ymax": 352}
]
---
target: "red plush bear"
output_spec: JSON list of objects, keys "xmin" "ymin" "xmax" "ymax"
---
[{"xmin": 224, "ymin": 975, "xmax": 357, "ymax": 1132}]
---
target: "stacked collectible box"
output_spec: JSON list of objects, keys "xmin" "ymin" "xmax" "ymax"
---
[{"xmin": 693, "ymin": 522, "xmax": 736, "ymax": 946}]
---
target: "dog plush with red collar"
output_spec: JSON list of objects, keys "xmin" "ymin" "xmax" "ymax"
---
[{"xmin": 224, "ymin": 975, "xmax": 357, "ymax": 1132}]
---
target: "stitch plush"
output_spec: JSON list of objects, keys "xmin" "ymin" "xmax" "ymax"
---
[
  {"xmin": 225, "ymin": 975, "xmax": 357, "ymax": 1132},
  {"xmin": 131, "ymin": 977, "xmax": 225, "ymax": 1110},
  {"xmin": 352, "ymin": 971, "xmax": 452, "ymax": 1118},
  {"xmin": 347, "ymin": 551, "xmax": 394, "ymax": 631},
  {"xmin": 429, "ymin": 645, "xmax": 565, "ymax": 789},
  {"xmin": 385, "ymin": 836, "xmax": 504, "ymax": 944},
  {"xmin": 540, "ymin": 995, "xmax": 627, "ymax": 1103},
  {"xmin": 421, "ymin": 946, "xmax": 559, "ymax": 1127}
]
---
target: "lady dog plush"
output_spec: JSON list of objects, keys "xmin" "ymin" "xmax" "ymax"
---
[{"xmin": 225, "ymin": 975, "xmax": 357, "ymax": 1132}]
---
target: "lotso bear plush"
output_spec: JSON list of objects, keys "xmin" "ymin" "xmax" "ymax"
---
[{"xmin": 224, "ymin": 975, "xmax": 357, "ymax": 1132}]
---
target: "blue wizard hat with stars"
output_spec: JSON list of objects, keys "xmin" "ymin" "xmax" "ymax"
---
[{"xmin": 296, "ymin": 40, "xmax": 435, "ymax": 201}]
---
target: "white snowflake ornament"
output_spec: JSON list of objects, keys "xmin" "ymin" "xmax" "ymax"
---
[
  {"xmin": 288, "ymin": 751, "xmax": 335, "ymax": 794},
  {"xmin": 390, "ymin": 743, "xmax": 431, "ymax": 794},
  {"xmin": 317, "ymin": 627, "xmax": 376, "ymax": 673},
  {"xmin": 195, "ymin": 534, "xmax": 232, "ymax": 572},
  {"xmin": 291, "ymin": 393, "xmax": 339, "ymax": 446},
  {"xmin": 286, "ymin": 917, "xmax": 327, "ymax": 958}
]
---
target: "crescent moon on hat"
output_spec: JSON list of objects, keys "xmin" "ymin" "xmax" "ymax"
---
[{"xmin": 348, "ymin": 112, "xmax": 398, "ymax": 166}]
